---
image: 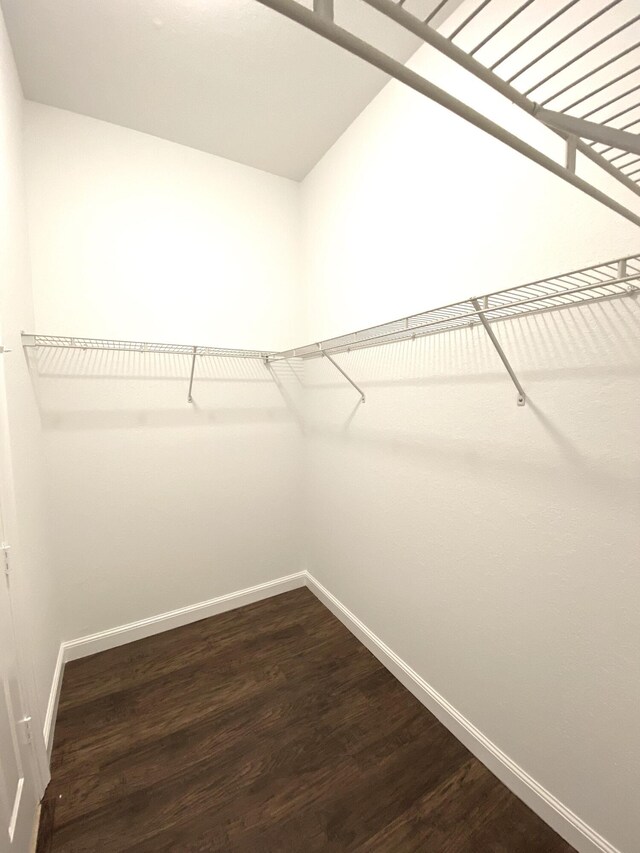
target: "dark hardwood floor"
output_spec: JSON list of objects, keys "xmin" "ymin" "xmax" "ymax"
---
[{"xmin": 37, "ymin": 587, "xmax": 575, "ymax": 852}]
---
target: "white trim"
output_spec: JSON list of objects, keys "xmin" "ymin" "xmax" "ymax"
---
[
  {"xmin": 28, "ymin": 804, "xmax": 41, "ymax": 853},
  {"xmin": 62, "ymin": 572, "xmax": 306, "ymax": 662},
  {"xmin": 304, "ymin": 571, "xmax": 621, "ymax": 853},
  {"xmin": 43, "ymin": 643, "xmax": 64, "ymax": 756},
  {"xmin": 8, "ymin": 777, "xmax": 24, "ymax": 841},
  {"xmin": 43, "ymin": 572, "xmax": 306, "ymax": 752}
]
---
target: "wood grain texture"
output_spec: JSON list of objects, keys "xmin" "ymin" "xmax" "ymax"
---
[{"xmin": 38, "ymin": 588, "xmax": 575, "ymax": 852}]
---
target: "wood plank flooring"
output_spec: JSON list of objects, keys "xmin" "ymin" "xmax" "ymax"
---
[{"xmin": 37, "ymin": 588, "xmax": 576, "ymax": 852}]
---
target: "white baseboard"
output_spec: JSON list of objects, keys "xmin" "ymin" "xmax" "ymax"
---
[
  {"xmin": 304, "ymin": 571, "xmax": 620, "ymax": 853},
  {"xmin": 62, "ymin": 572, "xmax": 306, "ymax": 662},
  {"xmin": 28, "ymin": 804, "xmax": 41, "ymax": 853},
  {"xmin": 43, "ymin": 571, "xmax": 306, "ymax": 751},
  {"xmin": 43, "ymin": 643, "xmax": 65, "ymax": 756}
]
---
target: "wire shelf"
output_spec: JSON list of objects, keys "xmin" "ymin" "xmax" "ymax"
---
[
  {"xmin": 256, "ymin": 0, "xmax": 640, "ymax": 225},
  {"xmin": 380, "ymin": 0, "xmax": 640, "ymax": 195},
  {"xmin": 21, "ymin": 254, "xmax": 640, "ymax": 366},
  {"xmin": 20, "ymin": 254, "xmax": 640, "ymax": 406},
  {"xmin": 272, "ymin": 252, "xmax": 640, "ymax": 360},
  {"xmin": 21, "ymin": 335, "xmax": 274, "ymax": 360}
]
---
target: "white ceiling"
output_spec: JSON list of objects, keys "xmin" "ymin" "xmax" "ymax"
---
[{"xmin": 1, "ymin": 0, "xmax": 458, "ymax": 180}]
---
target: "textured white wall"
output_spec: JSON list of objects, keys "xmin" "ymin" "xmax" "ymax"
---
[
  {"xmin": 300, "ymin": 30, "xmax": 640, "ymax": 853},
  {"xmin": 24, "ymin": 104, "xmax": 304, "ymax": 640},
  {"xmin": 0, "ymin": 10, "xmax": 58, "ymax": 748}
]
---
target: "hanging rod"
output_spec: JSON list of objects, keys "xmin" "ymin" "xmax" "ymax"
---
[
  {"xmin": 20, "ymin": 334, "xmax": 276, "ymax": 403},
  {"xmin": 254, "ymin": 0, "xmax": 640, "ymax": 226}
]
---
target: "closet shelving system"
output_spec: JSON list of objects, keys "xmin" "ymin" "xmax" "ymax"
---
[
  {"xmin": 22, "ymin": 253, "xmax": 640, "ymax": 407},
  {"xmin": 19, "ymin": 337, "xmax": 277, "ymax": 404},
  {"xmin": 19, "ymin": 4, "xmax": 640, "ymax": 405},
  {"xmin": 256, "ymin": 0, "xmax": 640, "ymax": 227}
]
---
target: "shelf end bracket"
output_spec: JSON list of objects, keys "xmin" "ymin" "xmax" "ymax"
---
[
  {"xmin": 323, "ymin": 351, "xmax": 365, "ymax": 403},
  {"xmin": 471, "ymin": 298, "xmax": 526, "ymax": 407}
]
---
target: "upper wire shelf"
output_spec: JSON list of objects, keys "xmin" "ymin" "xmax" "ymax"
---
[
  {"xmin": 256, "ymin": 0, "xmax": 640, "ymax": 226},
  {"xmin": 383, "ymin": 0, "xmax": 640, "ymax": 193}
]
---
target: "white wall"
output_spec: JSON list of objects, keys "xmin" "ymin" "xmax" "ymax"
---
[
  {"xmin": 0, "ymin": 9, "xmax": 57, "ymax": 754},
  {"xmin": 16, "ymin": 10, "xmax": 640, "ymax": 850},
  {"xmin": 25, "ymin": 103, "xmax": 302, "ymax": 349},
  {"xmin": 300, "ymin": 15, "xmax": 640, "ymax": 853},
  {"xmin": 24, "ymin": 103, "xmax": 304, "ymax": 640}
]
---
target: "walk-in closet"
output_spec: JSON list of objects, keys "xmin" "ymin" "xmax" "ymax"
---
[{"xmin": 0, "ymin": 1, "xmax": 638, "ymax": 851}]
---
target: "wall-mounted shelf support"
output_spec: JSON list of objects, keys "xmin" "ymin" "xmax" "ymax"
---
[
  {"xmin": 534, "ymin": 109, "xmax": 640, "ymax": 158},
  {"xmin": 565, "ymin": 136, "xmax": 577, "ymax": 174},
  {"xmin": 313, "ymin": 0, "xmax": 333, "ymax": 21},
  {"xmin": 21, "ymin": 335, "xmax": 277, "ymax": 405},
  {"xmin": 471, "ymin": 298, "xmax": 525, "ymax": 406},
  {"xmin": 323, "ymin": 351, "xmax": 366, "ymax": 403},
  {"xmin": 187, "ymin": 346, "xmax": 197, "ymax": 403}
]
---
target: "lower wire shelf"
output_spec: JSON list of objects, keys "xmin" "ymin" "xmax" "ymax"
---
[{"xmin": 21, "ymin": 251, "xmax": 640, "ymax": 407}]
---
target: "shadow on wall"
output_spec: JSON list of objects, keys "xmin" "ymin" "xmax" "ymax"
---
[
  {"xmin": 302, "ymin": 297, "xmax": 640, "ymax": 501},
  {"xmin": 23, "ymin": 345, "xmax": 305, "ymax": 431},
  {"xmin": 266, "ymin": 358, "xmax": 307, "ymax": 433}
]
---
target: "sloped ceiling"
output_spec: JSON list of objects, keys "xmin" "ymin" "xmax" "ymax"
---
[{"xmin": 1, "ymin": 0, "xmax": 457, "ymax": 179}]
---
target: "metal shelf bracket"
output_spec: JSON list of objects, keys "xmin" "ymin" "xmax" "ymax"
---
[
  {"xmin": 21, "ymin": 335, "xmax": 277, "ymax": 405},
  {"xmin": 471, "ymin": 298, "xmax": 526, "ymax": 407},
  {"xmin": 313, "ymin": 0, "xmax": 333, "ymax": 21},
  {"xmin": 566, "ymin": 135, "xmax": 577, "ymax": 174},
  {"xmin": 535, "ymin": 109, "xmax": 640, "ymax": 158},
  {"xmin": 187, "ymin": 346, "xmax": 197, "ymax": 403},
  {"xmin": 323, "ymin": 351, "xmax": 366, "ymax": 403}
]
